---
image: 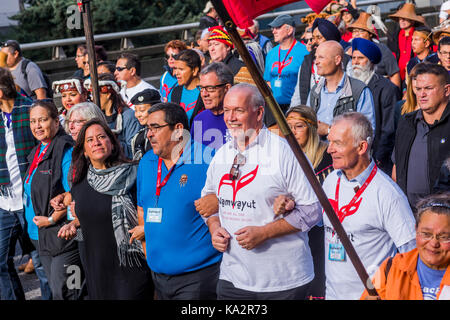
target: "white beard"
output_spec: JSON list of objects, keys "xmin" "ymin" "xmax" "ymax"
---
[{"xmin": 351, "ymin": 65, "xmax": 375, "ymax": 84}]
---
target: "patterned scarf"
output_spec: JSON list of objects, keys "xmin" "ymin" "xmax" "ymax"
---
[
  {"xmin": 87, "ymin": 162, "xmax": 145, "ymax": 267},
  {"xmin": 0, "ymin": 96, "xmax": 36, "ymax": 196}
]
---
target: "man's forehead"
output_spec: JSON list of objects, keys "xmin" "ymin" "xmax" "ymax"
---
[{"xmin": 200, "ymin": 72, "xmax": 219, "ymax": 84}]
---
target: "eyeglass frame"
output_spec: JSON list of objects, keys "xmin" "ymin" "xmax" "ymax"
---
[
  {"xmin": 417, "ymin": 231, "xmax": 450, "ymax": 244},
  {"xmin": 147, "ymin": 123, "xmax": 172, "ymax": 133},
  {"xmin": 198, "ymin": 83, "xmax": 228, "ymax": 92}
]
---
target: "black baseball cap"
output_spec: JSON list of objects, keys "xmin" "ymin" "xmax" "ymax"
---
[
  {"xmin": 130, "ymin": 89, "xmax": 161, "ymax": 106},
  {"xmin": 1, "ymin": 40, "xmax": 21, "ymax": 55}
]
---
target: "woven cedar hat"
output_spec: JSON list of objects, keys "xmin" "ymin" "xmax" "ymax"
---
[
  {"xmin": 348, "ymin": 12, "xmax": 377, "ymax": 37},
  {"xmin": 389, "ymin": 3, "xmax": 425, "ymax": 25},
  {"xmin": 432, "ymin": 21, "xmax": 450, "ymax": 44}
]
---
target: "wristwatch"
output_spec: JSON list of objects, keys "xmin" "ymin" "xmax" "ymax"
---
[{"xmin": 48, "ymin": 216, "xmax": 55, "ymax": 225}]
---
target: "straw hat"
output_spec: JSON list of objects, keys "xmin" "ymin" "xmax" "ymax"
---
[
  {"xmin": 388, "ymin": 3, "xmax": 425, "ymax": 25},
  {"xmin": 348, "ymin": 12, "xmax": 377, "ymax": 37}
]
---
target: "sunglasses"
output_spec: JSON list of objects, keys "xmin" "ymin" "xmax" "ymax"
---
[
  {"xmin": 165, "ymin": 53, "xmax": 177, "ymax": 60},
  {"xmin": 229, "ymin": 153, "xmax": 246, "ymax": 181},
  {"xmin": 115, "ymin": 66, "xmax": 129, "ymax": 72}
]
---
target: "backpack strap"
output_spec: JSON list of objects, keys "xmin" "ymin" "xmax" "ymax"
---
[
  {"xmin": 384, "ymin": 256, "xmax": 394, "ymax": 279},
  {"xmin": 21, "ymin": 58, "xmax": 31, "ymax": 81}
]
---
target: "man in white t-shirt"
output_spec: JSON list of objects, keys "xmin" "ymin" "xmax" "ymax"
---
[
  {"xmin": 202, "ymin": 83, "xmax": 322, "ymax": 299},
  {"xmin": 323, "ymin": 112, "xmax": 416, "ymax": 300},
  {"xmin": 114, "ymin": 52, "xmax": 157, "ymax": 110}
]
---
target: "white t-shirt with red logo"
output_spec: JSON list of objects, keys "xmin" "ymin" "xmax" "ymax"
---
[
  {"xmin": 322, "ymin": 161, "xmax": 416, "ymax": 300},
  {"xmin": 202, "ymin": 128, "xmax": 319, "ymax": 292}
]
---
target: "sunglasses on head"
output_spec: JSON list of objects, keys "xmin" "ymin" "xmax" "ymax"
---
[{"xmin": 229, "ymin": 153, "xmax": 246, "ymax": 181}]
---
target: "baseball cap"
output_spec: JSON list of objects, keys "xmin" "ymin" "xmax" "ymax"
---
[
  {"xmin": 268, "ymin": 14, "xmax": 295, "ymax": 28},
  {"xmin": 130, "ymin": 89, "xmax": 161, "ymax": 106},
  {"xmin": 1, "ymin": 40, "xmax": 21, "ymax": 55}
]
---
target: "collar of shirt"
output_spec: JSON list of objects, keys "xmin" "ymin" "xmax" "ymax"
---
[
  {"xmin": 228, "ymin": 126, "xmax": 268, "ymax": 154},
  {"xmin": 336, "ymin": 159, "xmax": 376, "ymax": 186},
  {"xmin": 323, "ymin": 72, "xmax": 346, "ymax": 94}
]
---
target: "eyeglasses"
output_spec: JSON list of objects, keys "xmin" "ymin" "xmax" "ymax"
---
[
  {"xmin": 417, "ymin": 232, "xmax": 450, "ymax": 244},
  {"xmin": 304, "ymin": 38, "xmax": 313, "ymax": 43},
  {"xmin": 67, "ymin": 119, "xmax": 87, "ymax": 127},
  {"xmin": 147, "ymin": 123, "xmax": 171, "ymax": 133},
  {"xmin": 229, "ymin": 153, "xmax": 246, "ymax": 181},
  {"xmin": 115, "ymin": 66, "xmax": 129, "ymax": 72},
  {"xmin": 288, "ymin": 123, "xmax": 308, "ymax": 131},
  {"xmin": 198, "ymin": 83, "xmax": 227, "ymax": 92}
]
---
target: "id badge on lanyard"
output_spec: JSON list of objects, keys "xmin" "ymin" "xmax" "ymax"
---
[{"xmin": 328, "ymin": 242, "xmax": 346, "ymax": 262}]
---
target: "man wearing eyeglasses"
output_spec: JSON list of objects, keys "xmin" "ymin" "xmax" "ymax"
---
[
  {"xmin": 134, "ymin": 102, "xmax": 221, "ymax": 300},
  {"xmin": 190, "ymin": 62, "xmax": 233, "ymax": 150},
  {"xmin": 201, "ymin": 83, "xmax": 322, "ymax": 300},
  {"xmin": 114, "ymin": 52, "xmax": 157, "ymax": 110}
]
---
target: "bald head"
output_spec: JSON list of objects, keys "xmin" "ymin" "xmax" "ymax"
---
[
  {"xmin": 318, "ymin": 40, "xmax": 344, "ymax": 60},
  {"xmin": 315, "ymin": 40, "xmax": 344, "ymax": 77}
]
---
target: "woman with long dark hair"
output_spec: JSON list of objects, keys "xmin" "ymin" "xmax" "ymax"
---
[
  {"xmin": 70, "ymin": 119, "xmax": 152, "ymax": 299},
  {"xmin": 84, "ymin": 73, "xmax": 141, "ymax": 159}
]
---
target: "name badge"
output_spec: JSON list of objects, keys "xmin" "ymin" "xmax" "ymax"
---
[
  {"xmin": 274, "ymin": 79, "xmax": 282, "ymax": 88},
  {"xmin": 329, "ymin": 243, "xmax": 346, "ymax": 261},
  {"xmin": 23, "ymin": 193, "xmax": 28, "ymax": 207},
  {"xmin": 146, "ymin": 207, "xmax": 162, "ymax": 223}
]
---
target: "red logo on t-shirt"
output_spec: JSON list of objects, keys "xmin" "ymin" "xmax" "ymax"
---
[
  {"xmin": 218, "ymin": 165, "xmax": 259, "ymax": 208},
  {"xmin": 180, "ymin": 100, "xmax": 197, "ymax": 113},
  {"xmin": 271, "ymin": 57, "xmax": 293, "ymax": 74},
  {"xmin": 328, "ymin": 197, "xmax": 362, "ymax": 223}
]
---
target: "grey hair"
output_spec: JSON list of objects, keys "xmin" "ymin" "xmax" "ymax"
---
[
  {"xmin": 332, "ymin": 112, "xmax": 374, "ymax": 150},
  {"xmin": 226, "ymin": 83, "xmax": 265, "ymax": 111},
  {"xmin": 200, "ymin": 62, "xmax": 234, "ymax": 85},
  {"xmin": 64, "ymin": 102, "xmax": 107, "ymax": 134},
  {"xmin": 415, "ymin": 192, "xmax": 450, "ymax": 227}
]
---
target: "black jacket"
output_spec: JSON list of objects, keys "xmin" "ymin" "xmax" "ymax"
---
[
  {"xmin": 368, "ymin": 73, "xmax": 401, "ymax": 174},
  {"xmin": 27, "ymin": 127, "xmax": 76, "ymax": 256},
  {"xmin": 394, "ymin": 102, "xmax": 450, "ymax": 201},
  {"xmin": 223, "ymin": 51, "xmax": 245, "ymax": 76}
]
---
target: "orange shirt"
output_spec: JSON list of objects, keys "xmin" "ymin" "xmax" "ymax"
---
[{"xmin": 361, "ymin": 248, "xmax": 450, "ymax": 300}]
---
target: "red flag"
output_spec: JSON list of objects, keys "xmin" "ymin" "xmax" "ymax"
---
[{"xmin": 221, "ymin": 0, "xmax": 332, "ymax": 28}]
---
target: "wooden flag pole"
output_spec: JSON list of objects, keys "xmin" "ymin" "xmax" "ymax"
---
[
  {"xmin": 211, "ymin": 0, "xmax": 379, "ymax": 297},
  {"xmin": 77, "ymin": 0, "xmax": 100, "ymax": 107}
]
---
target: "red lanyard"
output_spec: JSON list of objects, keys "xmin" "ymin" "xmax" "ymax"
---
[
  {"xmin": 26, "ymin": 142, "xmax": 50, "ymax": 183},
  {"xmin": 155, "ymin": 153, "xmax": 183, "ymax": 197},
  {"xmin": 277, "ymin": 40, "xmax": 296, "ymax": 77},
  {"xmin": 334, "ymin": 165, "xmax": 377, "ymax": 223}
]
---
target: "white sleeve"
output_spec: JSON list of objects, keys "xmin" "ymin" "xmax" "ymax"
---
[
  {"xmin": 279, "ymin": 144, "xmax": 321, "ymax": 230},
  {"xmin": 290, "ymin": 65, "xmax": 302, "ymax": 108},
  {"xmin": 381, "ymin": 193, "xmax": 416, "ymax": 249}
]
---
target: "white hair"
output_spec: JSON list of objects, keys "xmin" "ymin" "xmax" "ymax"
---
[{"xmin": 332, "ymin": 112, "xmax": 374, "ymax": 150}]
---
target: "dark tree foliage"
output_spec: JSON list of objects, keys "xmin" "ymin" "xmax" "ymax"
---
[{"xmin": 6, "ymin": 0, "xmax": 207, "ymax": 61}]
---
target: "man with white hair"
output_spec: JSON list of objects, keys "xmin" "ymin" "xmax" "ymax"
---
[
  {"xmin": 351, "ymin": 38, "xmax": 401, "ymax": 175},
  {"xmin": 307, "ymin": 40, "xmax": 376, "ymax": 138},
  {"xmin": 264, "ymin": 14, "xmax": 309, "ymax": 127},
  {"xmin": 202, "ymin": 83, "xmax": 322, "ymax": 299},
  {"xmin": 323, "ymin": 112, "xmax": 416, "ymax": 299}
]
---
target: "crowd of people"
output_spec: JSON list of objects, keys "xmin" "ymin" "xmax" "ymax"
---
[{"xmin": 0, "ymin": 0, "xmax": 449, "ymax": 301}]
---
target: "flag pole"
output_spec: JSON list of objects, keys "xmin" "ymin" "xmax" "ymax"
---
[
  {"xmin": 77, "ymin": 0, "xmax": 100, "ymax": 107},
  {"xmin": 210, "ymin": 0, "xmax": 379, "ymax": 297}
]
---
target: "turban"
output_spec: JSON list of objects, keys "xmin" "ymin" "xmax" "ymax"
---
[
  {"xmin": 208, "ymin": 26, "xmax": 233, "ymax": 48},
  {"xmin": 312, "ymin": 18, "xmax": 341, "ymax": 42},
  {"xmin": 352, "ymin": 38, "xmax": 382, "ymax": 65}
]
